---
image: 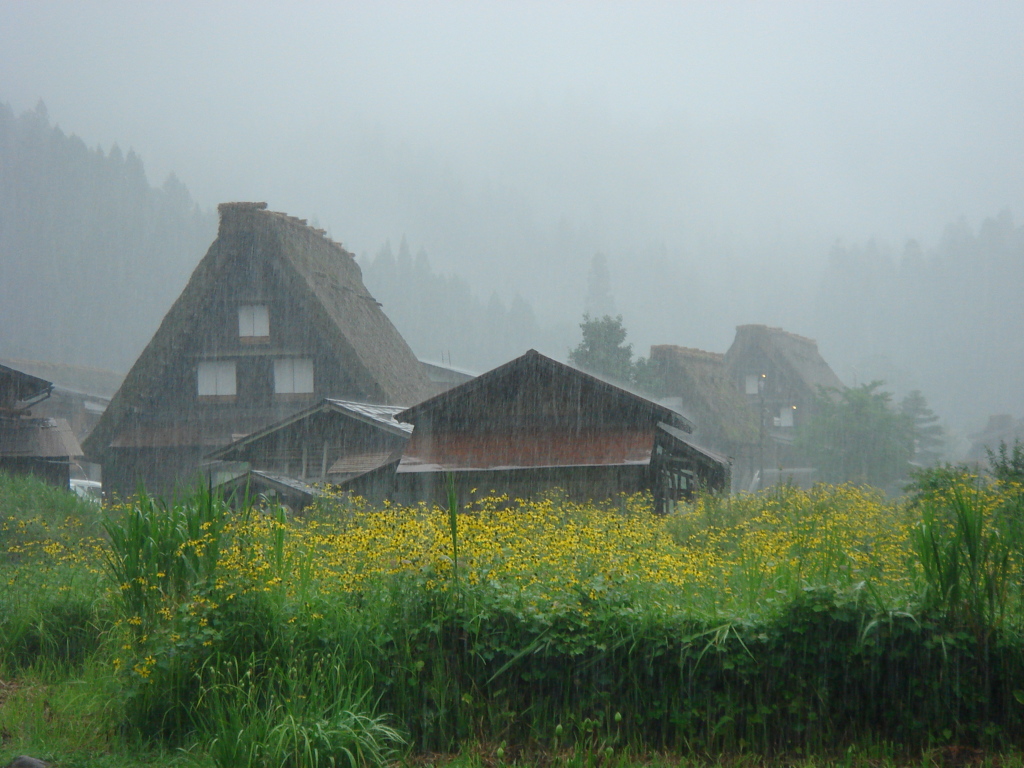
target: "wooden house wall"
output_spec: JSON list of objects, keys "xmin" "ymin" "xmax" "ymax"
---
[
  {"xmin": 104, "ymin": 446, "xmax": 208, "ymax": 499},
  {"xmin": 0, "ymin": 456, "xmax": 70, "ymax": 489},
  {"xmin": 231, "ymin": 413, "xmax": 405, "ymax": 482},
  {"xmin": 390, "ymin": 464, "xmax": 652, "ymax": 508}
]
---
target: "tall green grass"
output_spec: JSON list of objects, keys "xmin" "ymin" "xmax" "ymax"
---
[
  {"xmin": 913, "ymin": 475, "xmax": 1024, "ymax": 633},
  {"xmin": 101, "ymin": 486, "xmax": 230, "ymax": 624},
  {"xmin": 7, "ymin": 470, "xmax": 1024, "ymax": 761},
  {"xmin": 198, "ymin": 653, "xmax": 404, "ymax": 768},
  {"xmin": 0, "ymin": 472, "xmax": 107, "ymax": 673}
]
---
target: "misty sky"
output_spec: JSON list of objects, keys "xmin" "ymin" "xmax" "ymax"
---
[{"xmin": 3, "ymin": 1, "xmax": 1023, "ymax": 356}]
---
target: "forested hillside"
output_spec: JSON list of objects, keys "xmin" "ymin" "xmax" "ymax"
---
[
  {"xmin": 0, "ymin": 101, "xmax": 216, "ymax": 373},
  {"xmin": 814, "ymin": 211, "xmax": 1024, "ymax": 429},
  {"xmin": 360, "ymin": 237, "xmax": 572, "ymax": 372}
]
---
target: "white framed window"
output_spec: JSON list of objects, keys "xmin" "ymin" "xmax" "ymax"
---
[
  {"xmin": 745, "ymin": 374, "xmax": 763, "ymax": 395},
  {"xmin": 238, "ymin": 305, "xmax": 270, "ymax": 339},
  {"xmin": 197, "ymin": 361, "xmax": 237, "ymax": 397},
  {"xmin": 779, "ymin": 406, "xmax": 795, "ymax": 428},
  {"xmin": 274, "ymin": 358, "xmax": 314, "ymax": 394}
]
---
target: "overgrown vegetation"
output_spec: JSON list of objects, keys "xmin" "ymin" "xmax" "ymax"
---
[
  {"xmin": 3, "ymin": 470, "xmax": 1024, "ymax": 766},
  {"xmin": 796, "ymin": 382, "xmax": 915, "ymax": 490}
]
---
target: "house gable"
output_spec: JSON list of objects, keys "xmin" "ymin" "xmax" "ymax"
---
[
  {"xmin": 207, "ymin": 398, "xmax": 410, "ymax": 484},
  {"xmin": 398, "ymin": 349, "xmax": 692, "ymax": 435}
]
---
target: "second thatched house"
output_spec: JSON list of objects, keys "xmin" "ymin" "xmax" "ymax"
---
[
  {"xmin": 723, "ymin": 324, "xmax": 846, "ymax": 485},
  {"xmin": 83, "ymin": 202, "xmax": 432, "ymax": 497},
  {"xmin": 645, "ymin": 345, "xmax": 759, "ymax": 489}
]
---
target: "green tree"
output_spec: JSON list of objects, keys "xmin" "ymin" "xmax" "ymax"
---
[
  {"xmin": 987, "ymin": 439, "xmax": 1024, "ymax": 484},
  {"xmin": 797, "ymin": 381, "xmax": 914, "ymax": 489},
  {"xmin": 900, "ymin": 389, "xmax": 945, "ymax": 466},
  {"xmin": 569, "ymin": 314, "xmax": 634, "ymax": 384}
]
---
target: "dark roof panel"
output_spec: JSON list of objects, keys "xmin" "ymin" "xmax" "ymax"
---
[
  {"xmin": 0, "ymin": 417, "xmax": 82, "ymax": 458},
  {"xmin": 0, "ymin": 363, "xmax": 53, "ymax": 406},
  {"xmin": 398, "ymin": 349, "xmax": 693, "ymax": 432}
]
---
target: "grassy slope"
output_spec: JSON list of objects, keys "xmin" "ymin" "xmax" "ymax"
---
[{"xmin": 3, "ymin": 471, "xmax": 1024, "ymax": 767}]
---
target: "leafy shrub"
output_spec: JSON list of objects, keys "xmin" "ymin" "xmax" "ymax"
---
[
  {"xmin": 8, "ymin": 597, "xmax": 101, "ymax": 669},
  {"xmin": 199, "ymin": 653, "xmax": 404, "ymax": 768}
]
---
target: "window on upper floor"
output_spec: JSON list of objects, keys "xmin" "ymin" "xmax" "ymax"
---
[
  {"xmin": 745, "ymin": 373, "xmax": 764, "ymax": 395},
  {"xmin": 274, "ymin": 358, "xmax": 314, "ymax": 394},
  {"xmin": 238, "ymin": 305, "xmax": 270, "ymax": 341},
  {"xmin": 197, "ymin": 360, "xmax": 237, "ymax": 397},
  {"xmin": 778, "ymin": 405, "xmax": 796, "ymax": 428}
]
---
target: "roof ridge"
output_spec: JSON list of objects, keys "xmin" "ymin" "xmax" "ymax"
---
[
  {"xmin": 650, "ymin": 344, "xmax": 724, "ymax": 362},
  {"xmin": 736, "ymin": 323, "xmax": 819, "ymax": 347}
]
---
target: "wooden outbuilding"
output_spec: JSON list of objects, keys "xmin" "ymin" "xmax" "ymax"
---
[
  {"xmin": 389, "ymin": 349, "xmax": 730, "ymax": 512},
  {"xmin": 207, "ymin": 398, "xmax": 412, "ymax": 507},
  {"xmin": 83, "ymin": 202, "xmax": 432, "ymax": 497},
  {"xmin": 0, "ymin": 363, "xmax": 83, "ymax": 488}
]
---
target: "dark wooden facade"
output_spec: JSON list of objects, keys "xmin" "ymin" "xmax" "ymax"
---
[
  {"xmin": 207, "ymin": 398, "xmax": 411, "ymax": 506},
  {"xmin": 390, "ymin": 350, "xmax": 730, "ymax": 512},
  {"xmin": 84, "ymin": 203, "xmax": 432, "ymax": 498},
  {"xmin": 0, "ymin": 363, "xmax": 82, "ymax": 488}
]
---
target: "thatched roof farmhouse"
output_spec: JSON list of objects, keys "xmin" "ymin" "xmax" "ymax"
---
[
  {"xmin": 647, "ymin": 345, "xmax": 759, "ymax": 452},
  {"xmin": 724, "ymin": 324, "xmax": 845, "ymax": 414},
  {"xmin": 84, "ymin": 202, "xmax": 432, "ymax": 497},
  {"xmin": 723, "ymin": 324, "xmax": 846, "ymax": 487}
]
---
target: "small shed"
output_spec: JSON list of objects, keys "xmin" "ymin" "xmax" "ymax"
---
[
  {"xmin": 215, "ymin": 469, "xmax": 324, "ymax": 512},
  {"xmin": 206, "ymin": 398, "xmax": 412, "ymax": 504},
  {"xmin": 0, "ymin": 363, "xmax": 83, "ymax": 488},
  {"xmin": 391, "ymin": 350, "xmax": 730, "ymax": 512}
]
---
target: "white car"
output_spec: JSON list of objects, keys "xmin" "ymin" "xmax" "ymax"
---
[{"xmin": 70, "ymin": 478, "xmax": 103, "ymax": 504}]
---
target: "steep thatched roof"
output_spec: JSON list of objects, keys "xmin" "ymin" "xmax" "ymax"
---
[
  {"xmin": 649, "ymin": 345, "xmax": 758, "ymax": 447},
  {"xmin": 84, "ymin": 202, "xmax": 431, "ymax": 458},
  {"xmin": 724, "ymin": 325, "xmax": 845, "ymax": 399}
]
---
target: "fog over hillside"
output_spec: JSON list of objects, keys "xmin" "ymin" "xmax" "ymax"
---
[{"xmin": 2, "ymin": 2, "xmax": 1023, "ymax": 433}]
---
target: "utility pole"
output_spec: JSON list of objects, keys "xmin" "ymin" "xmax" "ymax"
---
[{"xmin": 758, "ymin": 373, "xmax": 767, "ymax": 491}]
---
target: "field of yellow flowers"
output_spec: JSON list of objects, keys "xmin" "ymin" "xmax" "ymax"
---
[{"xmin": 3, "ymin": 471, "xmax": 1024, "ymax": 765}]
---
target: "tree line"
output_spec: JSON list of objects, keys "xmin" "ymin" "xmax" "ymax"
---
[
  {"xmin": 359, "ymin": 236, "xmax": 571, "ymax": 372},
  {"xmin": 0, "ymin": 100, "xmax": 216, "ymax": 373},
  {"xmin": 813, "ymin": 212, "xmax": 1024, "ymax": 430}
]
